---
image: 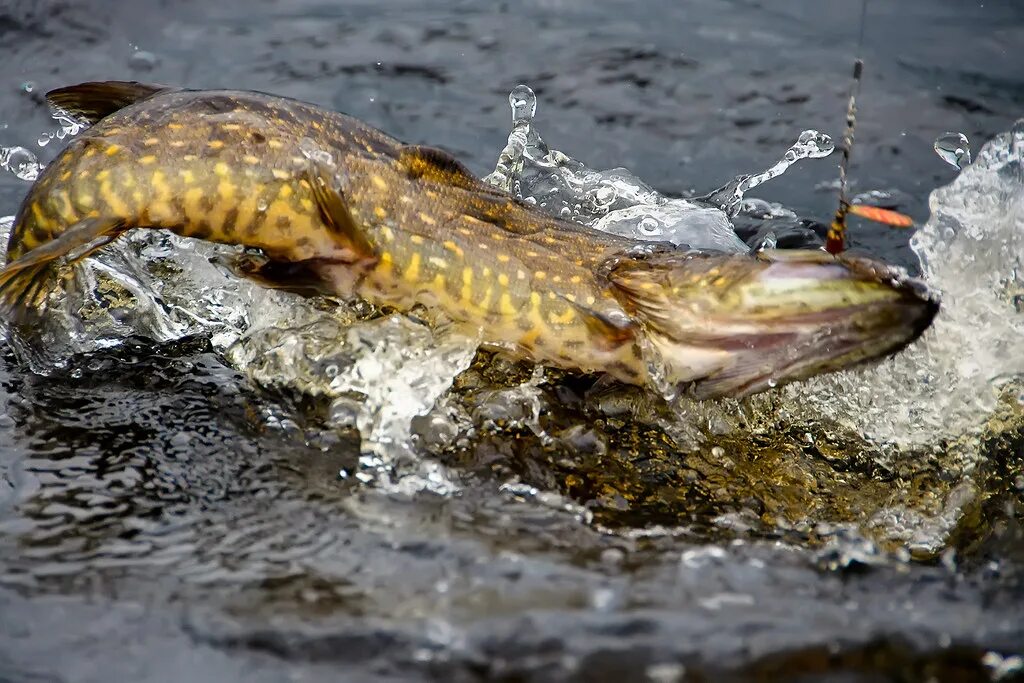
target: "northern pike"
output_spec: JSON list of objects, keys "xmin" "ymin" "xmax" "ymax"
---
[{"xmin": 0, "ymin": 81, "xmax": 938, "ymax": 398}]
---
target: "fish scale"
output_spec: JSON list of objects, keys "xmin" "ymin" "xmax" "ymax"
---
[{"xmin": 0, "ymin": 81, "xmax": 938, "ymax": 399}]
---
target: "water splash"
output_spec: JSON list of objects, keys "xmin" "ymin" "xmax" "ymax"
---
[
  {"xmin": 934, "ymin": 132, "xmax": 971, "ymax": 170},
  {"xmin": 485, "ymin": 85, "xmax": 832, "ymax": 252},
  {"xmin": 0, "ymin": 145, "xmax": 41, "ymax": 181},
  {"xmin": 699, "ymin": 130, "xmax": 834, "ymax": 216},
  {"xmin": 36, "ymin": 112, "xmax": 84, "ymax": 148}
]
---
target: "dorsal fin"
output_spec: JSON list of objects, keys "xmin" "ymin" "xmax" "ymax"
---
[{"xmin": 46, "ymin": 81, "xmax": 174, "ymax": 125}]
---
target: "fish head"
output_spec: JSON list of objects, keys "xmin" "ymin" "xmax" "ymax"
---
[{"xmin": 608, "ymin": 248, "xmax": 940, "ymax": 399}]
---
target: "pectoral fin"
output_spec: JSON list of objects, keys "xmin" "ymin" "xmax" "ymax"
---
[{"xmin": 304, "ymin": 162, "xmax": 377, "ymax": 266}]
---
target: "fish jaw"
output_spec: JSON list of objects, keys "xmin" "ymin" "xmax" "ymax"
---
[{"xmin": 610, "ymin": 249, "xmax": 940, "ymax": 399}]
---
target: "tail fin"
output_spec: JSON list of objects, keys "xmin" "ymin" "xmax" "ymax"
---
[{"xmin": 0, "ymin": 217, "xmax": 124, "ymax": 328}]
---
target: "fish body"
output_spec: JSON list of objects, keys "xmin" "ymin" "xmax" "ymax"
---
[{"xmin": 0, "ymin": 82, "xmax": 939, "ymax": 398}]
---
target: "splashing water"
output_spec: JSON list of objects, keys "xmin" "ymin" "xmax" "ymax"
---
[
  {"xmin": 35, "ymin": 112, "xmax": 84, "ymax": 148},
  {"xmin": 484, "ymin": 85, "xmax": 833, "ymax": 252},
  {"xmin": 0, "ymin": 145, "xmax": 41, "ymax": 181},
  {"xmin": 789, "ymin": 121, "xmax": 1022, "ymax": 449},
  {"xmin": 0, "ymin": 89, "xmax": 1021, "ymax": 543},
  {"xmin": 934, "ymin": 132, "xmax": 972, "ymax": 170}
]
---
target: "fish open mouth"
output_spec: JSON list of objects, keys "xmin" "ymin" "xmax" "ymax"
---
[{"xmin": 610, "ymin": 248, "xmax": 940, "ymax": 399}]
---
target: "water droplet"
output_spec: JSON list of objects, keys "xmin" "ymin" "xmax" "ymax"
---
[
  {"xmin": 128, "ymin": 50, "xmax": 160, "ymax": 71},
  {"xmin": 637, "ymin": 216, "xmax": 660, "ymax": 236},
  {"xmin": 767, "ymin": 377, "xmax": 778, "ymax": 388},
  {"xmin": 558, "ymin": 205, "xmax": 571, "ymax": 218},
  {"xmin": 711, "ymin": 446, "xmax": 725, "ymax": 457},
  {"xmin": 934, "ymin": 132, "xmax": 971, "ymax": 169},
  {"xmin": 256, "ymin": 199, "xmax": 268, "ymax": 212},
  {"xmin": 299, "ymin": 137, "xmax": 334, "ymax": 166},
  {"xmin": 509, "ymin": 84, "xmax": 537, "ymax": 124},
  {"xmin": 37, "ymin": 132, "xmax": 52, "ymax": 147},
  {"xmin": 0, "ymin": 145, "xmax": 42, "ymax": 181},
  {"xmin": 593, "ymin": 185, "xmax": 616, "ymax": 207},
  {"xmin": 20, "ymin": 81, "xmax": 35, "ymax": 93}
]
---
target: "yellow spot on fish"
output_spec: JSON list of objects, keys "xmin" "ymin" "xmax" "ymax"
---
[
  {"xmin": 168, "ymin": 123, "xmax": 183, "ymax": 130},
  {"xmin": 96, "ymin": 169, "xmax": 110, "ymax": 181},
  {"xmin": 30, "ymin": 203, "xmax": 50, "ymax": 230},
  {"xmin": 184, "ymin": 154, "xmax": 198, "ymax": 161},
  {"xmin": 498, "ymin": 292, "xmax": 517, "ymax": 315},
  {"xmin": 517, "ymin": 269, "xmax": 527, "ymax": 281},
  {"xmin": 133, "ymin": 190, "xmax": 143, "ymax": 203},
  {"xmin": 478, "ymin": 286, "xmax": 493, "ymax": 310},
  {"xmin": 184, "ymin": 187, "xmax": 204, "ymax": 217},
  {"xmin": 530, "ymin": 292, "xmax": 542, "ymax": 309},
  {"xmin": 457, "ymin": 227, "xmax": 472, "ymax": 236},
  {"xmin": 570, "ymin": 275, "xmax": 582, "ymax": 284},
  {"xmin": 374, "ymin": 206, "xmax": 387, "ymax": 219},
  {"xmin": 222, "ymin": 123, "xmax": 242, "ymax": 131},
  {"xmin": 272, "ymin": 169, "xmax": 289, "ymax": 180},
  {"xmin": 57, "ymin": 190, "xmax": 75, "ymax": 221},
  {"xmin": 381, "ymin": 226, "xmax": 394, "ymax": 242},
  {"xmin": 378, "ymin": 251, "xmax": 394, "ymax": 275},
  {"xmin": 547, "ymin": 292, "xmax": 557, "ymax": 300},
  {"xmin": 180, "ymin": 169, "xmax": 195, "ymax": 183},
  {"xmin": 418, "ymin": 212, "xmax": 436, "ymax": 225},
  {"xmin": 214, "ymin": 162, "xmax": 230, "ymax": 177},
  {"xmin": 552, "ymin": 275, "xmax": 562, "ymax": 283},
  {"xmin": 498, "ymin": 273, "xmax": 509, "ymax": 287},
  {"xmin": 60, "ymin": 170, "xmax": 71, "ymax": 181},
  {"xmin": 243, "ymin": 155, "xmax": 259, "ymax": 165},
  {"xmin": 144, "ymin": 137, "xmax": 159, "ymax": 146},
  {"xmin": 300, "ymin": 198, "xmax": 313, "ymax": 211},
  {"xmin": 410, "ymin": 235, "xmax": 424, "ymax": 245},
  {"xmin": 268, "ymin": 140, "xmax": 283, "ymax": 149},
  {"xmin": 403, "ymin": 253, "xmax": 421, "ymax": 283},
  {"xmin": 460, "ymin": 267, "xmax": 474, "ymax": 302},
  {"xmin": 139, "ymin": 155, "xmax": 157, "ymax": 165},
  {"xmin": 534, "ymin": 271, "xmax": 546, "ymax": 280},
  {"xmin": 497, "ymin": 254, "xmax": 510, "ymax": 263},
  {"xmin": 104, "ymin": 145, "xmax": 120, "ymax": 156},
  {"xmin": 100, "ymin": 179, "xmax": 129, "ymax": 217},
  {"xmin": 371, "ymin": 175, "xmax": 387, "ymax": 190},
  {"xmin": 443, "ymin": 240, "xmax": 464, "ymax": 257},
  {"xmin": 279, "ymin": 184, "xmax": 293, "ymax": 199},
  {"xmin": 549, "ymin": 307, "xmax": 576, "ymax": 325},
  {"xmin": 586, "ymin": 295, "xmax": 596, "ymax": 305},
  {"xmin": 208, "ymin": 140, "xmax": 225, "ymax": 150},
  {"xmin": 428, "ymin": 257, "xmax": 448, "ymax": 269},
  {"xmin": 84, "ymin": 149, "xmax": 96, "ymax": 159}
]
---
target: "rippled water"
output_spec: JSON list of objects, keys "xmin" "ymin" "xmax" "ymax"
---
[{"xmin": 1, "ymin": 1, "xmax": 1023, "ymax": 681}]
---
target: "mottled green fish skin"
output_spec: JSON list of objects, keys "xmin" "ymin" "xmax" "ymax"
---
[{"xmin": 1, "ymin": 84, "xmax": 939, "ymax": 397}]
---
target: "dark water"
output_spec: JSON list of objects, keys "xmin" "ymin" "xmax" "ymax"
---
[{"xmin": 1, "ymin": 1, "xmax": 1023, "ymax": 681}]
